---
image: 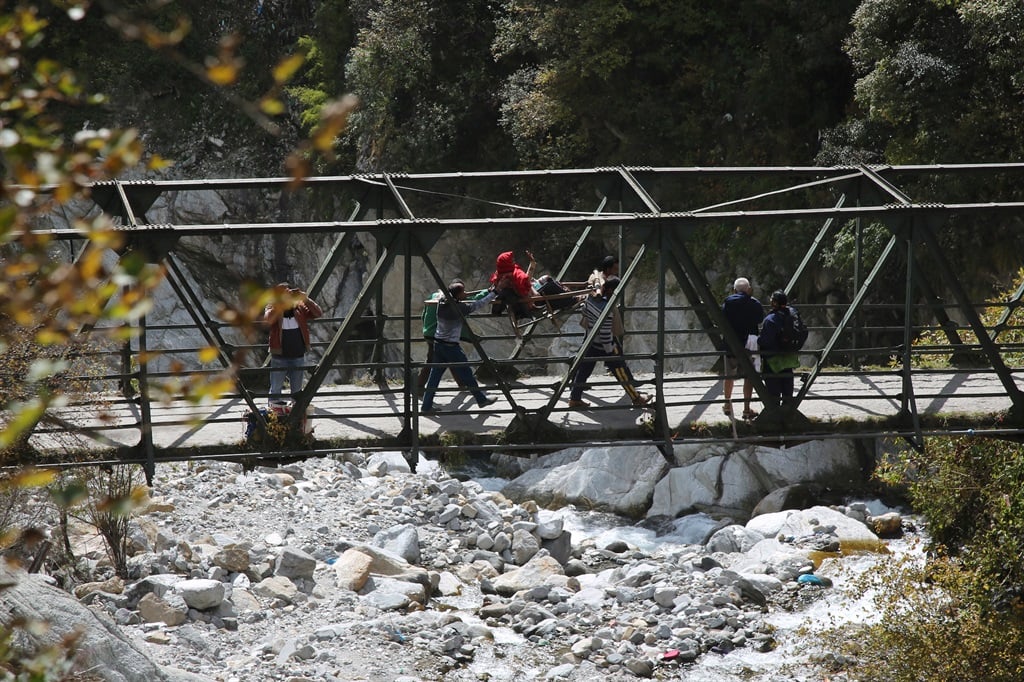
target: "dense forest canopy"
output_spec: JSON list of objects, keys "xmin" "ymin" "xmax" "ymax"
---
[
  {"xmin": 19, "ymin": 0, "xmax": 1024, "ymax": 293},
  {"xmin": 46, "ymin": 0, "xmax": 1024, "ymax": 175}
]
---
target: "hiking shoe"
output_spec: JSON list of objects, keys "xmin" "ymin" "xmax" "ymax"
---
[
  {"xmin": 633, "ymin": 393, "xmax": 652, "ymax": 407},
  {"xmin": 567, "ymin": 399, "xmax": 590, "ymax": 409},
  {"xmin": 477, "ymin": 396, "xmax": 497, "ymax": 407}
]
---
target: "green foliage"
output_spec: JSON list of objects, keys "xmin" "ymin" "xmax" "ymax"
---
[
  {"xmin": 825, "ymin": 433, "xmax": 1024, "ymax": 680},
  {"xmin": 823, "ymin": 0, "xmax": 1024, "ymax": 164},
  {"xmin": 911, "ymin": 268, "xmax": 1024, "ymax": 368},
  {"xmin": 827, "ymin": 554, "xmax": 1024, "ymax": 682},
  {"xmin": 344, "ymin": 0, "xmax": 514, "ymax": 172},
  {"xmin": 495, "ymin": 0, "xmax": 858, "ymax": 168},
  {"xmin": 875, "ymin": 436, "xmax": 1024, "ymax": 595}
]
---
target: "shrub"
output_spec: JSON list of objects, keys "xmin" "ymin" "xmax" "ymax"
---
[
  {"xmin": 829, "ymin": 435, "xmax": 1024, "ymax": 681},
  {"xmin": 68, "ymin": 465, "xmax": 147, "ymax": 579},
  {"xmin": 827, "ymin": 554, "xmax": 1024, "ymax": 682}
]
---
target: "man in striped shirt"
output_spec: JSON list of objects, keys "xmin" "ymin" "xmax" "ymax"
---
[{"xmin": 568, "ymin": 276, "xmax": 651, "ymax": 409}]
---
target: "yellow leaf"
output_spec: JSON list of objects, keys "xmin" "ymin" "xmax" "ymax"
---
[
  {"xmin": 147, "ymin": 154, "xmax": 174, "ymax": 171},
  {"xmin": 260, "ymin": 97, "xmax": 285, "ymax": 116},
  {"xmin": 206, "ymin": 63, "xmax": 238, "ymax": 86},
  {"xmin": 272, "ymin": 53, "xmax": 305, "ymax": 84},
  {"xmin": 3, "ymin": 467, "xmax": 57, "ymax": 489},
  {"xmin": 198, "ymin": 346, "xmax": 219, "ymax": 363}
]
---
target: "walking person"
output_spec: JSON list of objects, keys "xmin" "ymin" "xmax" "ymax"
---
[
  {"xmin": 721, "ymin": 277, "xmax": 764, "ymax": 420},
  {"xmin": 758, "ymin": 290, "xmax": 801, "ymax": 407},
  {"xmin": 264, "ymin": 282, "xmax": 323, "ymax": 404},
  {"xmin": 420, "ymin": 279, "xmax": 499, "ymax": 413},
  {"xmin": 586, "ymin": 255, "xmax": 637, "ymax": 382},
  {"xmin": 417, "ymin": 286, "xmax": 488, "ymax": 394},
  {"xmin": 587, "ymin": 254, "xmax": 619, "ymax": 292},
  {"xmin": 568, "ymin": 276, "xmax": 651, "ymax": 408}
]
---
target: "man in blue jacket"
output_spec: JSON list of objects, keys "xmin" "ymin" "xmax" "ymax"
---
[
  {"xmin": 721, "ymin": 277, "xmax": 764, "ymax": 420},
  {"xmin": 758, "ymin": 290, "xmax": 801, "ymax": 407}
]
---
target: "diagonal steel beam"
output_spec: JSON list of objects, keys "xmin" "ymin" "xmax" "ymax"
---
[
  {"xmin": 796, "ymin": 234, "xmax": 900, "ymax": 401},
  {"xmin": 990, "ymin": 278, "xmax": 1024, "ymax": 342},
  {"xmin": 916, "ymin": 222, "xmax": 1024, "ymax": 406},
  {"xmin": 163, "ymin": 255, "xmax": 265, "ymax": 418},
  {"xmin": 785, "ymin": 194, "xmax": 846, "ymax": 295},
  {"xmin": 290, "ymin": 229, "xmax": 405, "ymax": 419},
  {"xmin": 662, "ymin": 230, "xmax": 768, "ymax": 408},
  {"xmin": 858, "ymin": 165, "xmax": 966, "ymax": 352}
]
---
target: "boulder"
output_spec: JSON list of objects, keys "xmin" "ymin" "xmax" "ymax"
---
[
  {"xmin": 0, "ymin": 564, "xmax": 208, "ymax": 682},
  {"xmin": 501, "ymin": 445, "xmax": 669, "ymax": 518},
  {"xmin": 648, "ymin": 441, "xmax": 865, "ymax": 522}
]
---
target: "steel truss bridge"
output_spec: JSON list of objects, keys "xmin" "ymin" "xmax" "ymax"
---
[{"xmin": 20, "ymin": 163, "xmax": 1024, "ymax": 481}]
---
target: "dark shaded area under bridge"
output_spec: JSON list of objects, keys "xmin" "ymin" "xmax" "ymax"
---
[{"xmin": 18, "ymin": 164, "xmax": 1024, "ymax": 481}]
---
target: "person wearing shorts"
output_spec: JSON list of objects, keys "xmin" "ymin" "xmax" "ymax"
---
[{"xmin": 721, "ymin": 277, "xmax": 764, "ymax": 420}]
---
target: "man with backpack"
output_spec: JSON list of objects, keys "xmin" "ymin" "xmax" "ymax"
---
[
  {"xmin": 757, "ymin": 290, "xmax": 806, "ymax": 407},
  {"xmin": 420, "ymin": 279, "xmax": 499, "ymax": 413}
]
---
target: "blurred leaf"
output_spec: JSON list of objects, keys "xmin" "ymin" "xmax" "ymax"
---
[
  {"xmin": 96, "ymin": 485, "xmax": 149, "ymax": 515},
  {"xmin": 49, "ymin": 480, "xmax": 88, "ymax": 509},
  {"xmin": 27, "ymin": 358, "xmax": 68, "ymax": 381},
  {"xmin": 272, "ymin": 53, "xmax": 305, "ymax": 84},
  {"xmin": 2, "ymin": 467, "xmax": 57, "ymax": 490},
  {"xmin": 0, "ymin": 399, "xmax": 46, "ymax": 448},
  {"xmin": 147, "ymin": 154, "xmax": 173, "ymax": 171},
  {"xmin": 259, "ymin": 96, "xmax": 285, "ymax": 116},
  {"xmin": 198, "ymin": 346, "xmax": 219, "ymax": 363},
  {"xmin": 206, "ymin": 62, "xmax": 239, "ymax": 86}
]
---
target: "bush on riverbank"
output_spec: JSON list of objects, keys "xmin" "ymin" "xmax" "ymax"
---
[{"xmin": 826, "ymin": 435, "xmax": 1024, "ymax": 681}]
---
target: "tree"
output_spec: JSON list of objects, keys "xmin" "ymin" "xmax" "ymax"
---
[
  {"xmin": 820, "ymin": 0, "xmax": 1024, "ymax": 164},
  {"xmin": 494, "ymin": 0, "xmax": 859, "ymax": 168},
  {"xmin": 343, "ymin": 0, "xmax": 515, "ymax": 172}
]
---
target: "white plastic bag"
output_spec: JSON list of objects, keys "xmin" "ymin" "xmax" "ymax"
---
[{"xmin": 746, "ymin": 334, "xmax": 761, "ymax": 372}]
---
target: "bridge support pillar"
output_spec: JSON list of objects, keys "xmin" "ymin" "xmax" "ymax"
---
[{"xmin": 754, "ymin": 405, "xmax": 812, "ymax": 433}]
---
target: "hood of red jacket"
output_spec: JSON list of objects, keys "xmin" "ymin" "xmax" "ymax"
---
[{"xmin": 495, "ymin": 251, "xmax": 515, "ymax": 273}]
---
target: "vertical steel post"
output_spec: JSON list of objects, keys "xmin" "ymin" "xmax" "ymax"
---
[{"xmin": 135, "ymin": 311, "xmax": 156, "ymax": 485}]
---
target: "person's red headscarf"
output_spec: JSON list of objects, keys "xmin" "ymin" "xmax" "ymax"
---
[{"xmin": 489, "ymin": 251, "xmax": 533, "ymax": 297}]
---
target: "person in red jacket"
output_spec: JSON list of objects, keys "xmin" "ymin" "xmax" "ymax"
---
[
  {"xmin": 264, "ymin": 282, "xmax": 323, "ymax": 404},
  {"xmin": 489, "ymin": 250, "xmax": 539, "ymax": 317}
]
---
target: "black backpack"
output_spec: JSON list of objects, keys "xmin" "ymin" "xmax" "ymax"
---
[{"xmin": 777, "ymin": 306, "xmax": 808, "ymax": 352}]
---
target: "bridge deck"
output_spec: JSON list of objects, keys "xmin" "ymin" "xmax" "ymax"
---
[{"xmin": 29, "ymin": 369, "xmax": 1023, "ymax": 462}]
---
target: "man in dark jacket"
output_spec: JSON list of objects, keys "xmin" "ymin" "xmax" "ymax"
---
[
  {"xmin": 758, "ymin": 290, "xmax": 801, "ymax": 407},
  {"xmin": 721, "ymin": 277, "xmax": 764, "ymax": 420}
]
